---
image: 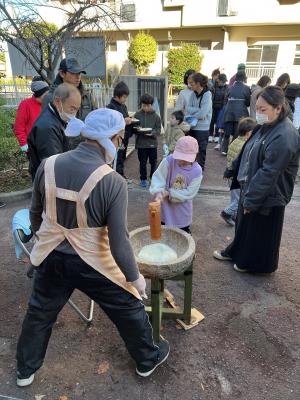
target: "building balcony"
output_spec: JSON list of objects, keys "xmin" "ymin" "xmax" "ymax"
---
[{"xmin": 245, "ymin": 64, "xmax": 276, "ymax": 81}]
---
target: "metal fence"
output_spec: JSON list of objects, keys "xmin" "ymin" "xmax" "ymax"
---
[
  {"xmin": 0, "ymin": 83, "xmax": 116, "ymax": 108},
  {"xmin": 245, "ymin": 65, "xmax": 276, "ymax": 82},
  {"xmin": 0, "ymin": 77, "xmax": 168, "ymax": 128}
]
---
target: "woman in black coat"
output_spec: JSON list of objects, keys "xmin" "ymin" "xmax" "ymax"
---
[{"xmin": 214, "ymin": 86, "xmax": 300, "ymax": 273}]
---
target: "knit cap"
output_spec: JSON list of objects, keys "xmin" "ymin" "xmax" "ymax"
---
[{"xmin": 31, "ymin": 81, "xmax": 49, "ymax": 98}]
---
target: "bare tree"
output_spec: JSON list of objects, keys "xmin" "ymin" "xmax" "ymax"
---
[{"xmin": 0, "ymin": 0, "xmax": 121, "ymax": 83}]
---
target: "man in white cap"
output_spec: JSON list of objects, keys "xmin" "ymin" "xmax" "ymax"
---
[
  {"xmin": 14, "ymin": 78, "xmax": 49, "ymax": 153},
  {"xmin": 16, "ymin": 108, "xmax": 170, "ymax": 387}
]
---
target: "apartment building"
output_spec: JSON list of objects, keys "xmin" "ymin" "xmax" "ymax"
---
[{"xmin": 100, "ymin": 0, "xmax": 300, "ymax": 84}]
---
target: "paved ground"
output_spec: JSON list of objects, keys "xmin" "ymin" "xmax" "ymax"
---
[{"xmin": 0, "ymin": 145, "xmax": 299, "ymax": 400}]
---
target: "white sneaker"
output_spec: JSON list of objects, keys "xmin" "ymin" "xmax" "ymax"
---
[
  {"xmin": 213, "ymin": 250, "xmax": 232, "ymax": 261},
  {"xmin": 233, "ymin": 264, "xmax": 248, "ymax": 273},
  {"xmin": 17, "ymin": 373, "xmax": 35, "ymax": 387},
  {"xmin": 214, "ymin": 137, "xmax": 219, "ymax": 143},
  {"xmin": 214, "ymin": 144, "xmax": 220, "ymax": 150},
  {"xmin": 221, "ymin": 151, "xmax": 227, "ymax": 156},
  {"xmin": 208, "ymin": 136, "xmax": 213, "ymax": 143}
]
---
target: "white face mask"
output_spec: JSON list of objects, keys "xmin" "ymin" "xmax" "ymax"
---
[
  {"xmin": 59, "ymin": 101, "xmax": 76, "ymax": 122},
  {"xmin": 256, "ymin": 113, "xmax": 269, "ymax": 125}
]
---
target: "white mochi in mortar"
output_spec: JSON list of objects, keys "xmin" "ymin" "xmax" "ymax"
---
[{"xmin": 138, "ymin": 243, "xmax": 178, "ymax": 263}]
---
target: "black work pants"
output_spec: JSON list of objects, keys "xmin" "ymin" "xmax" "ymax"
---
[
  {"xmin": 137, "ymin": 148, "xmax": 157, "ymax": 180},
  {"xmin": 17, "ymin": 251, "xmax": 158, "ymax": 378},
  {"xmin": 190, "ymin": 130, "xmax": 209, "ymax": 170},
  {"xmin": 116, "ymin": 135, "xmax": 129, "ymax": 176}
]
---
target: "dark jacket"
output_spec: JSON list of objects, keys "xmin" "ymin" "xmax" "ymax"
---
[
  {"xmin": 213, "ymin": 84, "xmax": 228, "ymax": 109},
  {"xmin": 229, "ymin": 119, "xmax": 300, "ymax": 211},
  {"xmin": 134, "ymin": 109, "xmax": 161, "ymax": 149},
  {"xmin": 28, "ymin": 103, "xmax": 68, "ymax": 179},
  {"xmin": 42, "ymin": 74, "xmax": 95, "ymax": 121},
  {"xmin": 106, "ymin": 97, "xmax": 133, "ymax": 139},
  {"xmin": 224, "ymin": 81, "xmax": 251, "ymax": 122}
]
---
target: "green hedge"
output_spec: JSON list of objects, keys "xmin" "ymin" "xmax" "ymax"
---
[
  {"xmin": 128, "ymin": 32, "xmax": 157, "ymax": 75},
  {"xmin": 0, "ymin": 107, "xmax": 27, "ymax": 173},
  {"xmin": 167, "ymin": 43, "xmax": 203, "ymax": 86}
]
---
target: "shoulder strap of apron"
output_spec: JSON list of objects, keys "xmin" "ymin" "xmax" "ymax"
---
[
  {"xmin": 77, "ymin": 164, "xmax": 113, "ymax": 228},
  {"xmin": 44, "ymin": 154, "xmax": 60, "ymax": 223}
]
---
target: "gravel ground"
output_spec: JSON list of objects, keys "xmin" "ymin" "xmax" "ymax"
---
[{"xmin": 0, "ymin": 144, "xmax": 299, "ymax": 400}]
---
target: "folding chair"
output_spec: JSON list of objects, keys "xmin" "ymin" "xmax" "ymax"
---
[{"xmin": 12, "ymin": 209, "xmax": 94, "ymax": 324}]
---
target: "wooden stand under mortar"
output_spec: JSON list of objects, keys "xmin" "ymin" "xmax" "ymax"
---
[{"xmin": 132, "ymin": 202, "xmax": 204, "ymax": 343}]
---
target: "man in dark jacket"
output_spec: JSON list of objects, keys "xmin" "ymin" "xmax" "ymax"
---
[
  {"xmin": 221, "ymin": 71, "xmax": 251, "ymax": 155},
  {"xmin": 28, "ymin": 83, "xmax": 81, "ymax": 179},
  {"xmin": 107, "ymin": 81, "xmax": 134, "ymax": 177},
  {"xmin": 42, "ymin": 58, "xmax": 95, "ymax": 148}
]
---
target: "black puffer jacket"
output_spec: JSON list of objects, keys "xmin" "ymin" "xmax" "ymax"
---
[
  {"xmin": 28, "ymin": 103, "xmax": 68, "ymax": 179},
  {"xmin": 224, "ymin": 81, "xmax": 251, "ymax": 122},
  {"xmin": 213, "ymin": 84, "xmax": 228, "ymax": 109},
  {"xmin": 231, "ymin": 118, "xmax": 300, "ymax": 211}
]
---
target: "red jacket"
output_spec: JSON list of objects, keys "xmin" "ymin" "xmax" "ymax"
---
[{"xmin": 14, "ymin": 96, "xmax": 42, "ymax": 147}]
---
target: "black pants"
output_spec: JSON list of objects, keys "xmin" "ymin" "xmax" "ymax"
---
[
  {"xmin": 16, "ymin": 251, "xmax": 159, "ymax": 378},
  {"xmin": 190, "ymin": 130, "xmax": 209, "ymax": 170},
  {"xmin": 116, "ymin": 135, "xmax": 129, "ymax": 176},
  {"xmin": 137, "ymin": 148, "xmax": 157, "ymax": 180},
  {"xmin": 221, "ymin": 121, "xmax": 238, "ymax": 154},
  {"xmin": 209, "ymin": 107, "xmax": 222, "ymax": 136}
]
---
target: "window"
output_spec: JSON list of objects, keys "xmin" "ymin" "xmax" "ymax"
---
[
  {"xmin": 294, "ymin": 44, "xmax": 300, "ymax": 65},
  {"xmin": 120, "ymin": 3, "xmax": 136, "ymax": 22},
  {"xmin": 246, "ymin": 45, "xmax": 278, "ymax": 64},
  {"xmin": 158, "ymin": 43, "xmax": 170, "ymax": 51},
  {"xmin": 107, "ymin": 42, "xmax": 117, "ymax": 52},
  {"xmin": 217, "ymin": 0, "xmax": 228, "ymax": 16}
]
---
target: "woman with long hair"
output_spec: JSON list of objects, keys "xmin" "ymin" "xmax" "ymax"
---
[{"xmin": 214, "ymin": 86, "xmax": 300, "ymax": 273}]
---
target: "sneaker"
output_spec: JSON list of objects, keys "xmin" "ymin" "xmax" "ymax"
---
[
  {"xmin": 213, "ymin": 250, "xmax": 232, "ymax": 261},
  {"xmin": 0, "ymin": 201, "xmax": 6, "ymax": 208},
  {"xmin": 214, "ymin": 137, "xmax": 219, "ymax": 143},
  {"xmin": 233, "ymin": 264, "xmax": 248, "ymax": 273},
  {"xmin": 221, "ymin": 151, "xmax": 227, "ymax": 156},
  {"xmin": 208, "ymin": 136, "xmax": 213, "ymax": 143},
  {"xmin": 220, "ymin": 210, "xmax": 235, "ymax": 226},
  {"xmin": 136, "ymin": 340, "xmax": 170, "ymax": 377},
  {"xmin": 140, "ymin": 180, "xmax": 148, "ymax": 189},
  {"xmin": 17, "ymin": 373, "xmax": 35, "ymax": 387},
  {"xmin": 214, "ymin": 144, "xmax": 220, "ymax": 150}
]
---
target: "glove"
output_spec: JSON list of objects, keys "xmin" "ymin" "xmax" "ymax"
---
[
  {"xmin": 130, "ymin": 274, "xmax": 148, "ymax": 299},
  {"xmin": 20, "ymin": 144, "xmax": 29, "ymax": 152},
  {"xmin": 162, "ymin": 144, "xmax": 169, "ymax": 157}
]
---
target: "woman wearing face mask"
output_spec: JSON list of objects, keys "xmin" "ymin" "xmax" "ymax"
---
[
  {"xmin": 213, "ymin": 86, "xmax": 300, "ymax": 273},
  {"xmin": 174, "ymin": 69, "xmax": 196, "ymax": 115}
]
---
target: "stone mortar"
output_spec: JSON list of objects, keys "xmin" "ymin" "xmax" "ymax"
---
[{"xmin": 129, "ymin": 226, "xmax": 195, "ymax": 279}]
